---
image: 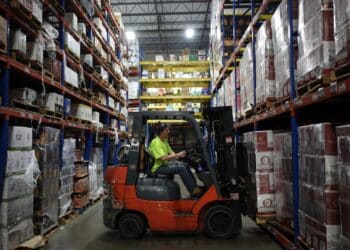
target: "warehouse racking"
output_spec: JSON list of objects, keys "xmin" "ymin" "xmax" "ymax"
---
[
  {"xmin": 0, "ymin": 0, "xmax": 129, "ymax": 247},
  {"xmin": 210, "ymin": 0, "xmax": 350, "ymax": 248}
]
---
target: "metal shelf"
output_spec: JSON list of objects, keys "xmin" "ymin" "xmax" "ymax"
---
[
  {"xmin": 140, "ymin": 61, "xmax": 210, "ymax": 72},
  {"xmin": 140, "ymin": 78, "xmax": 211, "ymax": 88},
  {"xmin": 140, "ymin": 95, "xmax": 211, "ymax": 103}
]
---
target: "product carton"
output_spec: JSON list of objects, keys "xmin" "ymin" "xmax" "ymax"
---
[
  {"xmin": 9, "ymin": 126, "xmax": 32, "ymax": 150},
  {"xmin": 65, "ymin": 12, "xmax": 78, "ymax": 32}
]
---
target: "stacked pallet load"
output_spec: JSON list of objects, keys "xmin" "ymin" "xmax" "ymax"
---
[
  {"xmin": 239, "ymin": 43, "xmax": 254, "ymax": 116},
  {"xmin": 333, "ymin": 0, "xmax": 350, "ymax": 72},
  {"xmin": 73, "ymin": 148, "xmax": 89, "ymax": 211},
  {"xmin": 296, "ymin": 0, "xmax": 335, "ymax": 96},
  {"xmin": 273, "ymin": 132, "xmax": 293, "ymax": 228},
  {"xmin": 92, "ymin": 147, "xmax": 104, "ymax": 196},
  {"xmin": 33, "ymin": 127, "xmax": 60, "ymax": 235},
  {"xmin": 243, "ymin": 131, "xmax": 276, "ymax": 222},
  {"xmin": 298, "ymin": 123, "xmax": 340, "ymax": 249},
  {"xmin": 255, "ymin": 20, "xmax": 276, "ymax": 111},
  {"xmin": 336, "ymin": 125, "xmax": 350, "ymax": 249},
  {"xmin": 230, "ymin": 69, "xmax": 241, "ymax": 121},
  {"xmin": 59, "ymin": 138, "xmax": 76, "ymax": 218},
  {"xmin": 271, "ymin": 0, "xmax": 298, "ymax": 102},
  {"xmin": 0, "ymin": 127, "xmax": 36, "ymax": 249}
]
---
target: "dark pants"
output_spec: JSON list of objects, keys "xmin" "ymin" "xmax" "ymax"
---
[{"xmin": 156, "ymin": 160, "xmax": 196, "ymax": 193}]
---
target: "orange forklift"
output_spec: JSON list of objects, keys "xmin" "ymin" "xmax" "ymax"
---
[{"xmin": 103, "ymin": 108, "xmax": 246, "ymax": 239}]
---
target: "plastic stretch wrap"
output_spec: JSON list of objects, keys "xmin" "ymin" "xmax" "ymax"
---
[
  {"xmin": 273, "ymin": 133, "xmax": 293, "ymax": 226},
  {"xmin": 0, "ymin": 219, "xmax": 34, "ymax": 250},
  {"xmin": 73, "ymin": 176, "xmax": 89, "ymax": 193},
  {"xmin": 72, "ymin": 192, "xmax": 89, "ymax": 208},
  {"xmin": 89, "ymin": 162, "xmax": 103, "ymax": 200},
  {"xmin": 336, "ymin": 125, "xmax": 350, "ymax": 249},
  {"xmin": 297, "ymin": 0, "xmax": 335, "ymax": 84},
  {"xmin": 75, "ymin": 161, "xmax": 89, "ymax": 178},
  {"xmin": 243, "ymin": 131, "xmax": 275, "ymax": 219},
  {"xmin": 92, "ymin": 148, "xmax": 103, "ymax": 191},
  {"xmin": 256, "ymin": 20, "xmax": 275, "ymax": 105},
  {"xmin": 11, "ymin": 29, "xmax": 26, "ymax": 54},
  {"xmin": 34, "ymin": 127, "xmax": 60, "ymax": 235},
  {"xmin": 239, "ymin": 43, "xmax": 253, "ymax": 114},
  {"xmin": 271, "ymin": 0, "xmax": 298, "ymax": 99},
  {"xmin": 27, "ymin": 33, "xmax": 45, "ymax": 64},
  {"xmin": 333, "ymin": 0, "xmax": 350, "ymax": 66},
  {"xmin": 298, "ymin": 123, "xmax": 340, "ymax": 250}
]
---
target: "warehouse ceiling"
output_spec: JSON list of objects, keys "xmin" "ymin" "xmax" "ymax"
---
[{"xmin": 111, "ymin": 0, "xmax": 211, "ymax": 56}]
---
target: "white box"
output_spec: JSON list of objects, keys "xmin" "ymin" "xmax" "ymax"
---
[
  {"xmin": 110, "ymin": 118, "xmax": 117, "ymax": 128},
  {"xmin": 95, "ymin": 66, "xmax": 108, "ymax": 81},
  {"xmin": 81, "ymin": 54, "xmax": 93, "ymax": 67},
  {"xmin": 108, "ymin": 97, "xmax": 115, "ymax": 109},
  {"xmin": 155, "ymin": 55, "xmax": 164, "ymax": 61},
  {"xmin": 78, "ymin": 22, "xmax": 86, "ymax": 36},
  {"xmin": 182, "ymin": 55, "xmax": 190, "ymax": 61},
  {"xmin": 257, "ymin": 193, "xmax": 276, "ymax": 213},
  {"xmin": 71, "ymin": 104, "xmax": 92, "ymax": 121},
  {"xmin": 64, "ymin": 65, "xmax": 79, "ymax": 88},
  {"xmin": 169, "ymin": 54, "xmax": 177, "ymax": 61},
  {"xmin": 198, "ymin": 49, "xmax": 206, "ymax": 56},
  {"xmin": 9, "ymin": 126, "xmax": 32, "ymax": 150},
  {"xmin": 2, "ymin": 173, "xmax": 34, "ymax": 200},
  {"xmin": 255, "ymin": 151, "xmax": 274, "ymax": 171},
  {"xmin": 6, "ymin": 150, "xmax": 35, "ymax": 176},
  {"xmin": 128, "ymin": 81, "xmax": 140, "ymax": 99},
  {"xmin": 11, "ymin": 29, "xmax": 26, "ymax": 54},
  {"xmin": 43, "ymin": 92, "xmax": 64, "ymax": 113},
  {"xmin": 65, "ymin": 12, "xmax": 78, "ymax": 32},
  {"xmin": 198, "ymin": 55, "xmax": 206, "ymax": 61},
  {"xmin": 32, "ymin": 0, "xmax": 42, "ymax": 24},
  {"xmin": 158, "ymin": 68, "xmax": 165, "ymax": 79},
  {"xmin": 92, "ymin": 111, "xmax": 100, "ymax": 122},
  {"xmin": 10, "ymin": 88, "xmax": 37, "ymax": 104},
  {"xmin": 27, "ymin": 37, "xmax": 44, "ymax": 64},
  {"xmin": 64, "ymin": 32, "xmax": 80, "ymax": 58}
]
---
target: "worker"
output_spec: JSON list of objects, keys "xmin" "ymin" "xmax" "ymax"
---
[{"xmin": 148, "ymin": 123, "xmax": 202, "ymax": 198}]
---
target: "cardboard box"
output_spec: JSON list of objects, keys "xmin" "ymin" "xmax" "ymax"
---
[
  {"xmin": 0, "ymin": 15, "xmax": 7, "ymax": 51},
  {"xmin": 43, "ymin": 92, "xmax": 64, "ymax": 113},
  {"xmin": 27, "ymin": 37, "xmax": 44, "ymax": 64},
  {"xmin": 81, "ymin": 54, "xmax": 93, "ymax": 67},
  {"xmin": 11, "ymin": 29, "xmax": 26, "ymax": 54},
  {"xmin": 0, "ymin": 219, "xmax": 33, "ymax": 250},
  {"xmin": 92, "ymin": 111, "xmax": 100, "ymax": 122},
  {"xmin": 10, "ymin": 88, "xmax": 37, "ymax": 105},
  {"xmin": 198, "ymin": 55, "xmax": 206, "ymax": 61},
  {"xmin": 65, "ymin": 12, "xmax": 78, "ymax": 32},
  {"xmin": 155, "ymin": 55, "xmax": 164, "ymax": 61},
  {"xmin": 158, "ymin": 68, "xmax": 165, "ymax": 79},
  {"xmin": 108, "ymin": 97, "xmax": 115, "ymax": 109},
  {"xmin": 0, "ymin": 195, "xmax": 33, "ymax": 229},
  {"xmin": 169, "ymin": 54, "xmax": 177, "ymax": 61},
  {"xmin": 32, "ymin": 0, "xmax": 42, "ymax": 24},
  {"xmin": 9, "ymin": 126, "xmax": 32, "ymax": 150},
  {"xmin": 64, "ymin": 65, "xmax": 79, "ymax": 88},
  {"xmin": 64, "ymin": 32, "xmax": 80, "ymax": 58},
  {"xmin": 78, "ymin": 22, "xmax": 86, "ymax": 36},
  {"xmin": 6, "ymin": 150, "xmax": 35, "ymax": 176},
  {"xmin": 182, "ymin": 55, "xmax": 189, "ymax": 61},
  {"xmin": 198, "ymin": 49, "xmax": 206, "ymax": 56},
  {"xmin": 71, "ymin": 103, "xmax": 92, "ymax": 121}
]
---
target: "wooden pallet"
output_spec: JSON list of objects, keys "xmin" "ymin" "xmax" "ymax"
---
[
  {"xmin": 256, "ymin": 214, "xmax": 276, "ymax": 225},
  {"xmin": 29, "ymin": 60, "xmax": 43, "ymax": 71},
  {"xmin": 67, "ymin": 115, "xmax": 80, "ymax": 123},
  {"xmin": 65, "ymin": 48, "xmax": 80, "ymax": 65},
  {"xmin": 44, "ymin": 109, "xmax": 63, "ymax": 119},
  {"xmin": 89, "ymin": 195, "xmax": 103, "ymax": 206},
  {"xmin": 242, "ymin": 108, "xmax": 254, "ymax": 119},
  {"xmin": 44, "ymin": 69, "xmax": 54, "ymax": 79},
  {"xmin": 81, "ymin": 119, "xmax": 92, "ymax": 125},
  {"xmin": 58, "ymin": 209, "xmax": 77, "ymax": 225},
  {"xmin": 73, "ymin": 203, "xmax": 90, "ymax": 215},
  {"xmin": 256, "ymin": 100, "xmax": 275, "ymax": 114},
  {"xmin": 335, "ymin": 61, "xmax": 350, "ymax": 81},
  {"xmin": 10, "ymin": 0, "xmax": 42, "ymax": 29},
  {"xmin": 11, "ymin": 99, "xmax": 41, "ymax": 113},
  {"xmin": 273, "ymin": 96, "xmax": 290, "ymax": 107},
  {"xmin": 297, "ymin": 77, "xmax": 332, "ymax": 97},
  {"xmin": 83, "ymin": 63, "xmax": 94, "ymax": 73},
  {"xmin": 65, "ymin": 82, "xmax": 80, "ymax": 93},
  {"xmin": 15, "ymin": 236, "xmax": 47, "ymax": 250},
  {"xmin": 11, "ymin": 50, "xmax": 27, "ymax": 63}
]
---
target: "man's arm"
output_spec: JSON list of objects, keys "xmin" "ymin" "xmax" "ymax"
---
[{"xmin": 159, "ymin": 150, "xmax": 186, "ymax": 161}]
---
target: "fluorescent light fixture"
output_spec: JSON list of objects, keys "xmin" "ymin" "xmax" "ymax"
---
[
  {"xmin": 126, "ymin": 31, "xmax": 136, "ymax": 40},
  {"xmin": 185, "ymin": 28, "xmax": 194, "ymax": 39}
]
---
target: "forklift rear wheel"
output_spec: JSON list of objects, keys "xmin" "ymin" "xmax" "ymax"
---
[
  {"xmin": 204, "ymin": 205, "xmax": 238, "ymax": 239},
  {"xmin": 118, "ymin": 214, "xmax": 146, "ymax": 239}
]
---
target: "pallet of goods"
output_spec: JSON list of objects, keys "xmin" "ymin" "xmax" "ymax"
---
[
  {"xmin": 271, "ymin": 0, "xmax": 298, "ymax": 102},
  {"xmin": 298, "ymin": 123, "xmax": 340, "ymax": 250},
  {"xmin": 33, "ymin": 127, "xmax": 61, "ymax": 235},
  {"xmin": 296, "ymin": 0, "xmax": 335, "ymax": 96},
  {"xmin": 239, "ymin": 43, "xmax": 254, "ymax": 117},
  {"xmin": 336, "ymin": 125, "xmax": 350, "ymax": 249},
  {"xmin": 256, "ymin": 20, "xmax": 276, "ymax": 111},
  {"xmin": 0, "ymin": 127, "xmax": 36, "ymax": 250},
  {"xmin": 243, "ymin": 131, "xmax": 276, "ymax": 222}
]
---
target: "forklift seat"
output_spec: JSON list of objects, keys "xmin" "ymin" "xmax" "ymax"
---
[{"xmin": 144, "ymin": 148, "xmax": 174, "ymax": 179}]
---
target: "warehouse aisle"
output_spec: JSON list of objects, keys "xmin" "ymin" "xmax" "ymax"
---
[{"xmin": 46, "ymin": 201, "xmax": 282, "ymax": 250}]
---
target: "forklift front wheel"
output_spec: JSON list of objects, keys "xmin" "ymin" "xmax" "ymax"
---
[
  {"xmin": 118, "ymin": 213, "xmax": 146, "ymax": 239},
  {"xmin": 204, "ymin": 205, "xmax": 238, "ymax": 239}
]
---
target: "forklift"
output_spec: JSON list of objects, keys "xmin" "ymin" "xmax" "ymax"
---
[{"xmin": 103, "ymin": 107, "xmax": 246, "ymax": 239}]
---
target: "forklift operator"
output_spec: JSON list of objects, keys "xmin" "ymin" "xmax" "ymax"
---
[{"xmin": 148, "ymin": 123, "xmax": 202, "ymax": 198}]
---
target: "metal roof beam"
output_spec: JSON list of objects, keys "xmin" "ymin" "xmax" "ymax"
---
[
  {"xmin": 135, "ymin": 28, "xmax": 210, "ymax": 34},
  {"xmin": 111, "ymin": 0, "xmax": 209, "ymax": 6},
  {"xmin": 122, "ymin": 11, "xmax": 207, "ymax": 17}
]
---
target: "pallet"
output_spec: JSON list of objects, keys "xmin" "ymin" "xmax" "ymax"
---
[
  {"xmin": 11, "ymin": 99, "xmax": 41, "ymax": 113},
  {"xmin": 256, "ymin": 214, "xmax": 275, "ymax": 225},
  {"xmin": 65, "ymin": 82, "xmax": 80, "ymax": 93},
  {"xmin": 29, "ymin": 60, "xmax": 43, "ymax": 71},
  {"xmin": 80, "ymin": 119, "xmax": 92, "ymax": 125},
  {"xmin": 15, "ymin": 236, "xmax": 47, "ymax": 250},
  {"xmin": 58, "ymin": 209, "xmax": 77, "ymax": 225},
  {"xmin": 10, "ymin": 0, "xmax": 42, "ymax": 29},
  {"xmin": 297, "ymin": 77, "xmax": 332, "ymax": 97},
  {"xmin": 66, "ymin": 115, "xmax": 80, "ymax": 122},
  {"xmin": 44, "ymin": 70, "xmax": 54, "ymax": 79},
  {"xmin": 11, "ymin": 50, "xmax": 27, "ymax": 63},
  {"xmin": 73, "ymin": 203, "xmax": 90, "ymax": 215},
  {"xmin": 44, "ymin": 109, "xmax": 63, "ymax": 119},
  {"xmin": 81, "ymin": 88, "xmax": 93, "ymax": 98},
  {"xmin": 89, "ymin": 195, "xmax": 102, "ymax": 206},
  {"xmin": 335, "ymin": 61, "xmax": 350, "ymax": 81},
  {"xmin": 256, "ymin": 100, "xmax": 275, "ymax": 114},
  {"xmin": 43, "ymin": 224, "xmax": 58, "ymax": 238},
  {"xmin": 242, "ymin": 108, "xmax": 254, "ymax": 119},
  {"xmin": 83, "ymin": 63, "xmax": 94, "ymax": 73},
  {"xmin": 273, "ymin": 96, "xmax": 290, "ymax": 107}
]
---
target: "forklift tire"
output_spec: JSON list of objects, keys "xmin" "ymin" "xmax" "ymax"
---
[
  {"xmin": 118, "ymin": 214, "xmax": 146, "ymax": 239},
  {"xmin": 204, "ymin": 205, "xmax": 238, "ymax": 239}
]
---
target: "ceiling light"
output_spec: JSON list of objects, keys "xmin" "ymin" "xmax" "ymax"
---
[
  {"xmin": 185, "ymin": 28, "xmax": 195, "ymax": 39},
  {"xmin": 126, "ymin": 31, "xmax": 136, "ymax": 40}
]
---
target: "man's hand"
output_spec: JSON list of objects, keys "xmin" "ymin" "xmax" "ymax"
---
[{"xmin": 177, "ymin": 150, "xmax": 186, "ymax": 158}]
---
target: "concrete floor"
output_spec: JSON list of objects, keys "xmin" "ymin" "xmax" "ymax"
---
[{"xmin": 46, "ymin": 201, "xmax": 282, "ymax": 250}]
